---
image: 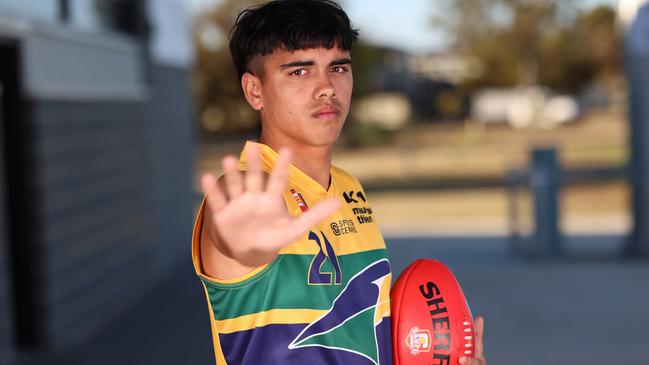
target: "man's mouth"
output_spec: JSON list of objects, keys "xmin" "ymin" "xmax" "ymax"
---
[{"xmin": 312, "ymin": 105, "xmax": 341, "ymax": 120}]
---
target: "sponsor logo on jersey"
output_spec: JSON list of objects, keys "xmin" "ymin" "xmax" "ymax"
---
[
  {"xmin": 289, "ymin": 259, "xmax": 391, "ymax": 364},
  {"xmin": 343, "ymin": 190, "xmax": 367, "ymax": 204},
  {"xmin": 342, "ymin": 190, "xmax": 374, "ymax": 225},
  {"xmin": 352, "ymin": 207, "xmax": 374, "ymax": 224},
  {"xmin": 405, "ymin": 327, "xmax": 432, "ymax": 355},
  {"xmin": 330, "ymin": 219, "xmax": 357, "ymax": 236}
]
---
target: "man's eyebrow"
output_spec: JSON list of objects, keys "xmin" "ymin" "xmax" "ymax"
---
[
  {"xmin": 330, "ymin": 58, "xmax": 352, "ymax": 66},
  {"xmin": 279, "ymin": 58, "xmax": 352, "ymax": 69},
  {"xmin": 280, "ymin": 60, "xmax": 315, "ymax": 69}
]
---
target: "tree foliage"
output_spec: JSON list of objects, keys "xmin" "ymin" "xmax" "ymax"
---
[
  {"xmin": 435, "ymin": 0, "xmax": 622, "ymax": 93},
  {"xmin": 192, "ymin": 0, "xmax": 266, "ymax": 137}
]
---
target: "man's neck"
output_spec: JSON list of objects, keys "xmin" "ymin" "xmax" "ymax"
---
[{"xmin": 260, "ymin": 136, "xmax": 332, "ymax": 190}]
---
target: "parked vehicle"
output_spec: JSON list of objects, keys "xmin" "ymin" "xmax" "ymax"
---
[{"xmin": 471, "ymin": 86, "xmax": 580, "ymax": 129}]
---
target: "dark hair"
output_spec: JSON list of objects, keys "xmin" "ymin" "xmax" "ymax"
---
[{"xmin": 229, "ymin": 0, "xmax": 358, "ymax": 78}]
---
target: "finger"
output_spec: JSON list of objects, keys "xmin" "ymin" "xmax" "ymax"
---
[
  {"xmin": 459, "ymin": 356, "xmax": 477, "ymax": 365},
  {"xmin": 266, "ymin": 148, "xmax": 292, "ymax": 195},
  {"xmin": 474, "ymin": 316, "xmax": 485, "ymax": 357},
  {"xmin": 223, "ymin": 155, "xmax": 243, "ymax": 198},
  {"xmin": 459, "ymin": 356, "xmax": 484, "ymax": 365},
  {"xmin": 244, "ymin": 143, "xmax": 263, "ymax": 193},
  {"xmin": 201, "ymin": 173, "xmax": 227, "ymax": 212},
  {"xmin": 291, "ymin": 198, "xmax": 340, "ymax": 234}
]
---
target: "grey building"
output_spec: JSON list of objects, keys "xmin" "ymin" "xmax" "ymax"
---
[{"xmin": 0, "ymin": 1, "xmax": 195, "ymax": 362}]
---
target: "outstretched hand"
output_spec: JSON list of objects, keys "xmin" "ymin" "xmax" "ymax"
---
[
  {"xmin": 460, "ymin": 316, "xmax": 487, "ymax": 365},
  {"xmin": 200, "ymin": 144, "xmax": 340, "ymax": 267}
]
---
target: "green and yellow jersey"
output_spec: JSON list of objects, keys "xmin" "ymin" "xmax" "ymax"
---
[{"xmin": 192, "ymin": 142, "xmax": 393, "ymax": 364}]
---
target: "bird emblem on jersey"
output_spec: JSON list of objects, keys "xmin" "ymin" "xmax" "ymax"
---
[{"xmin": 288, "ymin": 259, "xmax": 392, "ymax": 364}]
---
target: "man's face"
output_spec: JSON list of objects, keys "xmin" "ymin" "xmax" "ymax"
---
[{"xmin": 250, "ymin": 46, "xmax": 353, "ymax": 148}]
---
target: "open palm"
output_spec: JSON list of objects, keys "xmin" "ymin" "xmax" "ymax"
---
[{"xmin": 200, "ymin": 144, "xmax": 340, "ymax": 267}]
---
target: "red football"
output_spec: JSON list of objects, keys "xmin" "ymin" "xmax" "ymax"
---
[{"xmin": 391, "ymin": 259, "xmax": 475, "ymax": 365}]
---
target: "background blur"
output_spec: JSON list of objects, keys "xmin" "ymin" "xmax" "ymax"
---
[{"xmin": 1, "ymin": 0, "xmax": 648, "ymax": 364}]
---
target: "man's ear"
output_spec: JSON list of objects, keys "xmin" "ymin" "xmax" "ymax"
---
[{"xmin": 241, "ymin": 72, "xmax": 263, "ymax": 111}]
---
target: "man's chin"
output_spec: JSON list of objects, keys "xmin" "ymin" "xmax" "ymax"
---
[{"xmin": 303, "ymin": 128, "xmax": 343, "ymax": 147}]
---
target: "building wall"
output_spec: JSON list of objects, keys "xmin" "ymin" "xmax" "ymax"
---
[
  {"xmin": 0, "ymin": 40, "xmax": 17, "ymax": 365},
  {"xmin": 148, "ymin": 64, "xmax": 196, "ymax": 276},
  {"xmin": 21, "ymin": 66, "xmax": 195, "ymax": 350},
  {"xmin": 28, "ymin": 99, "xmax": 158, "ymax": 347},
  {"xmin": 0, "ymin": 0, "xmax": 196, "ymax": 354},
  {"xmin": 0, "ymin": 107, "xmax": 14, "ymax": 365}
]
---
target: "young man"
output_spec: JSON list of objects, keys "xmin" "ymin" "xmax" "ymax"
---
[{"xmin": 194, "ymin": 1, "xmax": 486, "ymax": 364}]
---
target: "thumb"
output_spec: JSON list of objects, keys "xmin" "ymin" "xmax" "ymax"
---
[{"xmin": 290, "ymin": 198, "xmax": 341, "ymax": 236}]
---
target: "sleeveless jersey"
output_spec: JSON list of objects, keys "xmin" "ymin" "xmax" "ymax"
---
[{"xmin": 192, "ymin": 142, "xmax": 393, "ymax": 364}]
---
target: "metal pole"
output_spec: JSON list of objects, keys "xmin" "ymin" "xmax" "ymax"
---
[
  {"xmin": 531, "ymin": 148, "xmax": 561, "ymax": 258},
  {"xmin": 506, "ymin": 168, "xmax": 522, "ymax": 256},
  {"xmin": 626, "ymin": 4, "xmax": 649, "ymax": 257}
]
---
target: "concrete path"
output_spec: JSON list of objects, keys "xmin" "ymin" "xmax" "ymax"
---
[
  {"xmin": 387, "ymin": 235, "xmax": 649, "ymax": 365},
  {"xmin": 16, "ymin": 235, "xmax": 649, "ymax": 365}
]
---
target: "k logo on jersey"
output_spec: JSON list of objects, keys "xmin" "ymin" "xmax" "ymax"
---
[
  {"xmin": 288, "ymin": 259, "xmax": 392, "ymax": 364},
  {"xmin": 343, "ymin": 190, "xmax": 367, "ymax": 204}
]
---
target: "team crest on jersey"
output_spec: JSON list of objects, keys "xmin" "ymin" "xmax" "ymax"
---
[{"xmin": 288, "ymin": 259, "xmax": 391, "ymax": 364}]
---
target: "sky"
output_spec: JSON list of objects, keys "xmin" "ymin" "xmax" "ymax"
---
[
  {"xmin": 189, "ymin": 0, "xmax": 620, "ymax": 54},
  {"xmin": 342, "ymin": 0, "xmax": 619, "ymax": 54}
]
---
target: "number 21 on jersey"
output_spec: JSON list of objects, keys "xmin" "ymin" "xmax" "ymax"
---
[{"xmin": 307, "ymin": 231, "xmax": 342, "ymax": 285}]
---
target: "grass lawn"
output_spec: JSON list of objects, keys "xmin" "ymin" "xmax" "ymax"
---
[{"xmin": 196, "ymin": 108, "xmax": 631, "ymax": 236}]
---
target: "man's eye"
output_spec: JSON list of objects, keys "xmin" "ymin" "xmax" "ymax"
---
[
  {"xmin": 290, "ymin": 69, "xmax": 306, "ymax": 76},
  {"xmin": 331, "ymin": 66, "xmax": 349, "ymax": 73}
]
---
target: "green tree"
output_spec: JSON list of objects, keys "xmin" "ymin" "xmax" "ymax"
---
[
  {"xmin": 193, "ymin": 0, "xmax": 265, "ymax": 137},
  {"xmin": 538, "ymin": 5, "xmax": 620, "ymax": 92},
  {"xmin": 435, "ymin": 0, "xmax": 622, "ymax": 93}
]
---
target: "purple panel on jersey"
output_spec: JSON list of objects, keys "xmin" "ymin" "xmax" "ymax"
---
[{"xmin": 219, "ymin": 320, "xmax": 393, "ymax": 365}]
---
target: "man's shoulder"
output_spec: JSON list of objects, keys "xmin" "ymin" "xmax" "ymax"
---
[{"xmin": 331, "ymin": 165, "xmax": 363, "ymax": 188}]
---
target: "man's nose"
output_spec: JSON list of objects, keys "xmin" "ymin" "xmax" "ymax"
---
[{"xmin": 314, "ymin": 73, "xmax": 336, "ymax": 100}]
